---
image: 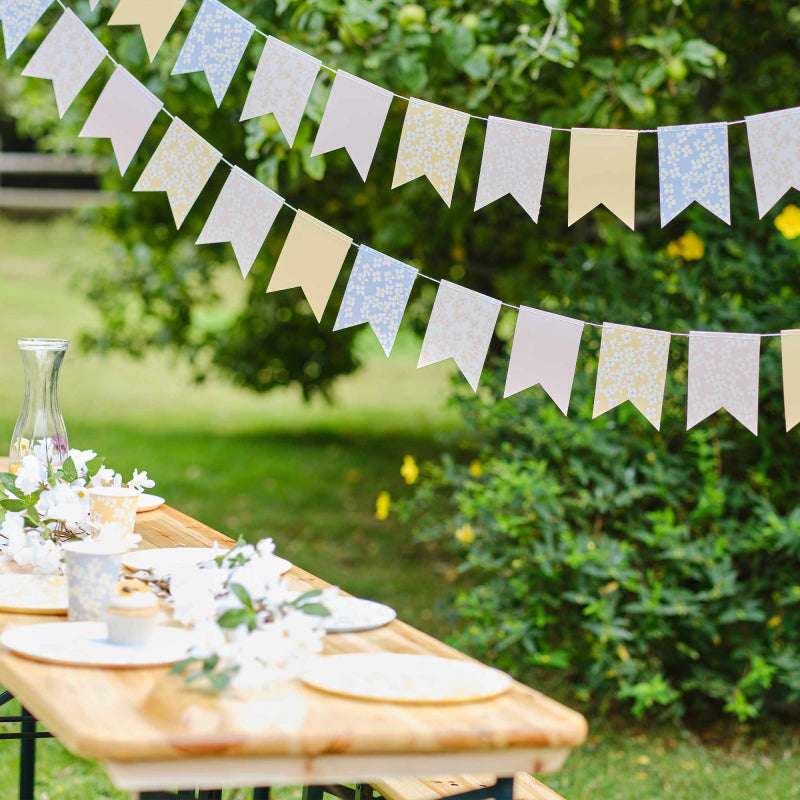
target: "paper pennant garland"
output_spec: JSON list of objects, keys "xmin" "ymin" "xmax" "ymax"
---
[
  {"xmin": 392, "ymin": 98, "xmax": 470, "ymax": 207},
  {"xmin": 781, "ymin": 330, "xmax": 800, "ymax": 432},
  {"xmin": 333, "ymin": 245, "xmax": 418, "ymax": 356},
  {"xmin": 21, "ymin": 9, "xmax": 106, "ymax": 118},
  {"xmin": 504, "ymin": 306, "xmax": 584, "ymax": 414},
  {"xmin": 687, "ymin": 332, "xmax": 760, "ymax": 434},
  {"xmin": 79, "ymin": 65, "xmax": 162, "ymax": 174},
  {"xmin": 196, "ymin": 166, "xmax": 283, "ymax": 278},
  {"xmin": 418, "ymin": 280, "xmax": 501, "ymax": 391},
  {"xmin": 266, "ymin": 210, "xmax": 352, "ymax": 322},
  {"xmin": 746, "ymin": 107, "xmax": 800, "ymax": 218},
  {"xmin": 108, "ymin": 0, "xmax": 185, "ymax": 62},
  {"xmin": 592, "ymin": 323, "xmax": 671, "ymax": 429},
  {"xmin": 310, "ymin": 71, "xmax": 393, "ymax": 181},
  {"xmin": 241, "ymin": 36, "xmax": 321, "ymax": 147},
  {"xmin": 89, "ymin": 0, "xmax": 100, "ymax": 9},
  {"xmin": 171, "ymin": 0, "xmax": 253, "ymax": 107},
  {"xmin": 657, "ymin": 122, "xmax": 730, "ymax": 226},
  {"xmin": 0, "ymin": 0, "xmax": 52, "ymax": 58},
  {"xmin": 475, "ymin": 117, "xmax": 551, "ymax": 222},
  {"xmin": 133, "ymin": 116, "xmax": 221, "ymax": 228}
]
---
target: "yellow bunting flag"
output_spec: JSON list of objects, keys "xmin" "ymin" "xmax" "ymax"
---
[
  {"xmin": 109, "ymin": 0, "xmax": 186, "ymax": 62},
  {"xmin": 781, "ymin": 330, "xmax": 800, "ymax": 432},
  {"xmin": 568, "ymin": 128, "xmax": 638, "ymax": 230},
  {"xmin": 266, "ymin": 210, "xmax": 352, "ymax": 322}
]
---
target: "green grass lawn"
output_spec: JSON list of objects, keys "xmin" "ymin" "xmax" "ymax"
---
[{"xmin": 0, "ymin": 216, "xmax": 798, "ymax": 799}]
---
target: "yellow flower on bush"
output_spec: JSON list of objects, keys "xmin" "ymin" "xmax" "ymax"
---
[
  {"xmin": 375, "ymin": 491, "xmax": 390, "ymax": 520},
  {"xmin": 468, "ymin": 459, "xmax": 483, "ymax": 478},
  {"xmin": 455, "ymin": 523, "xmax": 475, "ymax": 546},
  {"xmin": 775, "ymin": 204, "xmax": 800, "ymax": 239},
  {"xmin": 400, "ymin": 454, "xmax": 419, "ymax": 485},
  {"xmin": 665, "ymin": 230, "xmax": 705, "ymax": 261}
]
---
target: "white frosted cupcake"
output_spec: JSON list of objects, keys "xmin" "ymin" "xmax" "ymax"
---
[{"xmin": 106, "ymin": 580, "xmax": 159, "ymax": 646}]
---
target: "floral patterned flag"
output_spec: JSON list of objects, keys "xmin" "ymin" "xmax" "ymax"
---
[
  {"xmin": 592, "ymin": 323, "xmax": 671, "ymax": 430},
  {"xmin": 781, "ymin": 330, "xmax": 800, "ymax": 432},
  {"xmin": 196, "ymin": 167, "xmax": 283, "ymax": 278},
  {"xmin": 310, "ymin": 71, "xmax": 393, "ymax": 181},
  {"xmin": 79, "ymin": 65, "xmax": 163, "ymax": 174},
  {"xmin": 657, "ymin": 122, "xmax": 730, "ymax": 226},
  {"xmin": 21, "ymin": 9, "xmax": 106, "ymax": 118},
  {"xmin": 266, "ymin": 210, "xmax": 352, "ymax": 322},
  {"xmin": 475, "ymin": 117, "xmax": 552, "ymax": 222},
  {"xmin": 108, "ymin": 0, "xmax": 186, "ymax": 62},
  {"xmin": 133, "ymin": 117, "xmax": 221, "ymax": 228},
  {"xmin": 171, "ymin": 0, "xmax": 254, "ymax": 107},
  {"xmin": 504, "ymin": 306, "xmax": 585, "ymax": 414},
  {"xmin": 687, "ymin": 332, "xmax": 760, "ymax": 434},
  {"xmin": 0, "ymin": 0, "xmax": 53, "ymax": 58},
  {"xmin": 392, "ymin": 99, "xmax": 470, "ymax": 207},
  {"xmin": 333, "ymin": 245, "xmax": 418, "ymax": 356},
  {"xmin": 418, "ymin": 280, "xmax": 501, "ymax": 391},
  {"xmin": 746, "ymin": 107, "xmax": 800, "ymax": 218},
  {"xmin": 241, "ymin": 36, "xmax": 321, "ymax": 147}
]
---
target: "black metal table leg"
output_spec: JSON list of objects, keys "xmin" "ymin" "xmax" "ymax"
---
[
  {"xmin": 18, "ymin": 706, "xmax": 36, "ymax": 800},
  {"xmin": 253, "ymin": 788, "xmax": 271, "ymax": 800},
  {"xmin": 197, "ymin": 791, "xmax": 222, "ymax": 800}
]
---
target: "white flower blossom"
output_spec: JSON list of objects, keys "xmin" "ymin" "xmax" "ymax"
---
[
  {"xmin": 129, "ymin": 469, "xmax": 155, "ymax": 493},
  {"xmin": 67, "ymin": 449, "xmax": 97, "ymax": 476},
  {"xmin": 14, "ymin": 455, "xmax": 46, "ymax": 495}
]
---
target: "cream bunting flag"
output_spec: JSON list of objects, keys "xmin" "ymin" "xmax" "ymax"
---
[
  {"xmin": 781, "ymin": 330, "xmax": 800, "ymax": 432},
  {"xmin": 79, "ymin": 66, "xmax": 162, "ymax": 174},
  {"xmin": 108, "ymin": 0, "xmax": 186, "ymax": 62},
  {"xmin": 475, "ymin": 117, "xmax": 551, "ymax": 222},
  {"xmin": 504, "ymin": 306, "xmax": 584, "ymax": 414},
  {"xmin": 21, "ymin": 9, "xmax": 106, "ymax": 118},
  {"xmin": 241, "ymin": 36, "xmax": 321, "ymax": 147},
  {"xmin": 133, "ymin": 117, "xmax": 221, "ymax": 228},
  {"xmin": 592, "ymin": 323, "xmax": 671, "ymax": 429},
  {"xmin": 392, "ymin": 99, "xmax": 470, "ymax": 207},
  {"xmin": 687, "ymin": 332, "xmax": 760, "ymax": 434},
  {"xmin": 89, "ymin": 0, "xmax": 99, "ymax": 8},
  {"xmin": 418, "ymin": 280, "xmax": 501, "ymax": 391},
  {"xmin": 266, "ymin": 210, "xmax": 352, "ymax": 322},
  {"xmin": 0, "ymin": 0, "xmax": 53, "ymax": 58},
  {"xmin": 196, "ymin": 167, "xmax": 283, "ymax": 279},
  {"xmin": 568, "ymin": 129, "xmax": 638, "ymax": 229},
  {"xmin": 746, "ymin": 108, "xmax": 800, "ymax": 218},
  {"xmin": 310, "ymin": 71, "xmax": 393, "ymax": 181}
]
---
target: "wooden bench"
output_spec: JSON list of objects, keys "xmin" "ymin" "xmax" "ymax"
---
[{"xmin": 373, "ymin": 771, "xmax": 566, "ymax": 800}]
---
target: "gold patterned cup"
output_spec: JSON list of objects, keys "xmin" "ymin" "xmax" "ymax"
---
[{"xmin": 88, "ymin": 486, "xmax": 139, "ymax": 539}]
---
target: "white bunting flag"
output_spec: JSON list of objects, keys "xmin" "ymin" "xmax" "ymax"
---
[
  {"xmin": 89, "ymin": 0, "xmax": 100, "ymax": 9},
  {"xmin": 241, "ymin": 36, "xmax": 321, "ymax": 147},
  {"xmin": 418, "ymin": 280, "xmax": 500, "ymax": 391},
  {"xmin": 746, "ymin": 107, "xmax": 800, "ymax": 218},
  {"xmin": 504, "ymin": 307, "xmax": 584, "ymax": 414},
  {"xmin": 687, "ymin": 332, "xmax": 760, "ymax": 434},
  {"xmin": 108, "ymin": 0, "xmax": 186, "ymax": 62},
  {"xmin": 475, "ymin": 117, "xmax": 552, "ymax": 222},
  {"xmin": 310, "ymin": 71, "xmax": 393, "ymax": 181},
  {"xmin": 21, "ymin": 9, "xmax": 106, "ymax": 118},
  {"xmin": 197, "ymin": 167, "xmax": 283, "ymax": 279},
  {"xmin": 133, "ymin": 117, "xmax": 221, "ymax": 228},
  {"xmin": 0, "ymin": 0, "xmax": 53, "ymax": 58},
  {"xmin": 79, "ymin": 66, "xmax": 162, "ymax": 174},
  {"xmin": 592, "ymin": 323, "xmax": 671, "ymax": 429}
]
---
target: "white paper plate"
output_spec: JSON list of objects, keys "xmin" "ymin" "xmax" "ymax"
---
[
  {"xmin": 1, "ymin": 622, "xmax": 192, "ymax": 668},
  {"xmin": 0, "ymin": 575, "xmax": 68, "ymax": 615},
  {"xmin": 300, "ymin": 653, "xmax": 512, "ymax": 704},
  {"xmin": 121, "ymin": 547, "xmax": 291, "ymax": 577},
  {"xmin": 322, "ymin": 596, "xmax": 396, "ymax": 633},
  {"xmin": 136, "ymin": 494, "xmax": 165, "ymax": 513}
]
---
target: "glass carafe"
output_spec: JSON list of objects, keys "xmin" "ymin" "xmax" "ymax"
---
[{"xmin": 9, "ymin": 338, "xmax": 69, "ymax": 473}]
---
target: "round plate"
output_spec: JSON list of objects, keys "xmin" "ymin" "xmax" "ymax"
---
[
  {"xmin": 322, "ymin": 596, "xmax": 396, "ymax": 633},
  {"xmin": 0, "ymin": 575, "xmax": 67, "ymax": 615},
  {"xmin": 137, "ymin": 494, "xmax": 165, "ymax": 513},
  {"xmin": 121, "ymin": 547, "xmax": 291, "ymax": 577},
  {"xmin": 1, "ymin": 622, "xmax": 192, "ymax": 668},
  {"xmin": 300, "ymin": 654, "xmax": 512, "ymax": 704}
]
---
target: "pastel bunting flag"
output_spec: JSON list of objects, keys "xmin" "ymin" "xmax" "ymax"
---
[
  {"xmin": 746, "ymin": 107, "xmax": 800, "ymax": 218},
  {"xmin": 0, "ymin": 0, "xmax": 52, "ymax": 58},
  {"xmin": 310, "ymin": 71, "xmax": 393, "ymax": 181},
  {"xmin": 79, "ymin": 65, "xmax": 162, "ymax": 174},
  {"xmin": 89, "ymin": 0, "xmax": 100, "ymax": 8},
  {"xmin": 687, "ymin": 332, "xmax": 760, "ymax": 434},
  {"xmin": 568, "ymin": 129, "xmax": 638, "ymax": 229},
  {"xmin": 241, "ymin": 36, "xmax": 321, "ymax": 147},
  {"xmin": 392, "ymin": 99, "xmax": 470, "ymax": 207},
  {"xmin": 21, "ymin": 9, "xmax": 106, "ymax": 118},
  {"xmin": 333, "ymin": 245, "xmax": 418, "ymax": 356},
  {"xmin": 657, "ymin": 122, "xmax": 730, "ymax": 226},
  {"xmin": 133, "ymin": 116, "xmax": 221, "ymax": 228},
  {"xmin": 592, "ymin": 323, "xmax": 671, "ymax": 429},
  {"xmin": 196, "ymin": 167, "xmax": 283, "ymax": 279},
  {"xmin": 781, "ymin": 330, "xmax": 800, "ymax": 432},
  {"xmin": 171, "ymin": 0, "xmax": 254, "ymax": 107},
  {"xmin": 266, "ymin": 210, "xmax": 352, "ymax": 322},
  {"xmin": 504, "ymin": 306, "xmax": 584, "ymax": 414},
  {"xmin": 418, "ymin": 280, "xmax": 501, "ymax": 391},
  {"xmin": 108, "ymin": 0, "xmax": 186, "ymax": 62},
  {"xmin": 475, "ymin": 117, "xmax": 551, "ymax": 222}
]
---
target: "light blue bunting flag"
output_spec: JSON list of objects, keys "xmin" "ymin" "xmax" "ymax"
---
[
  {"xmin": 657, "ymin": 122, "xmax": 730, "ymax": 226},
  {"xmin": 0, "ymin": 0, "xmax": 53, "ymax": 57},
  {"xmin": 171, "ymin": 0, "xmax": 253, "ymax": 106},
  {"xmin": 333, "ymin": 245, "xmax": 418, "ymax": 356}
]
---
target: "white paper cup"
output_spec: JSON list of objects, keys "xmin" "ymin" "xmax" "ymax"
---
[{"xmin": 63, "ymin": 540, "xmax": 127, "ymax": 622}]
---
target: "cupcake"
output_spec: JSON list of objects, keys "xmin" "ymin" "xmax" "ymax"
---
[{"xmin": 106, "ymin": 580, "xmax": 159, "ymax": 646}]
